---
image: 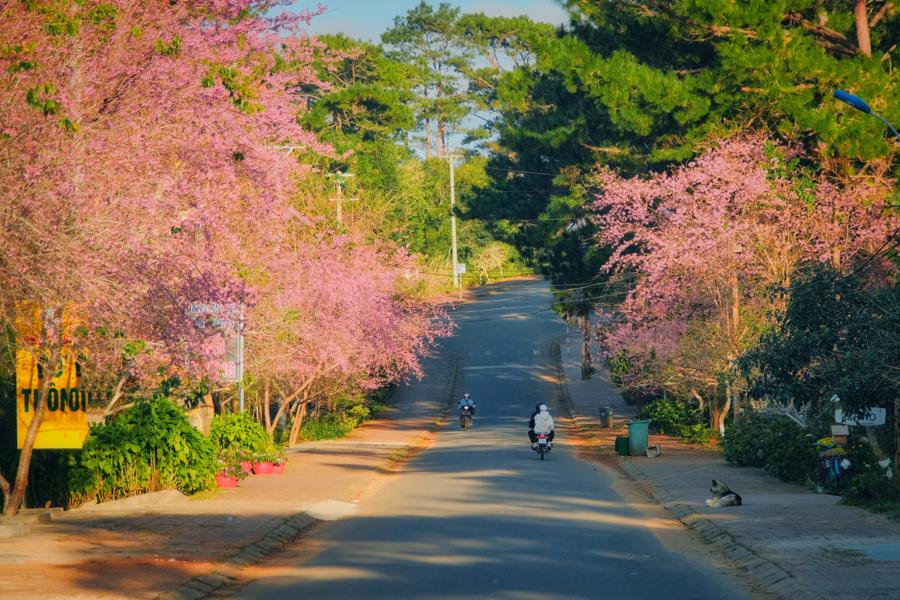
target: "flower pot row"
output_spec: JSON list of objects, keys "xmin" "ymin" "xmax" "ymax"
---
[{"xmin": 216, "ymin": 461, "xmax": 285, "ymax": 488}]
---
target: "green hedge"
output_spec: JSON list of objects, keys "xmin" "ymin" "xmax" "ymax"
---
[
  {"xmin": 722, "ymin": 411, "xmax": 819, "ymax": 483},
  {"xmin": 71, "ymin": 398, "xmax": 217, "ymax": 503}
]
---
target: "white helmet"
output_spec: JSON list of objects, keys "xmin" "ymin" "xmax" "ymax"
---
[
  {"xmin": 463, "ymin": 393, "xmax": 470, "ymax": 399},
  {"xmin": 539, "ymin": 404, "xmax": 549, "ymax": 412}
]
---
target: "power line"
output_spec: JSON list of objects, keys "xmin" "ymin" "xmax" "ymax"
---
[{"xmin": 483, "ymin": 166, "xmax": 559, "ymax": 177}]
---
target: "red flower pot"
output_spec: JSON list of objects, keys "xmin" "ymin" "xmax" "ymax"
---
[
  {"xmin": 271, "ymin": 463, "xmax": 285, "ymax": 474},
  {"xmin": 215, "ymin": 474, "xmax": 238, "ymax": 488},
  {"xmin": 240, "ymin": 461, "xmax": 253, "ymax": 474},
  {"xmin": 253, "ymin": 461, "xmax": 275, "ymax": 474}
]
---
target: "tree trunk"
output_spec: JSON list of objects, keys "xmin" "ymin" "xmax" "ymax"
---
[
  {"xmin": 690, "ymin": 389, "xmax": 706, "ymax": 413},
  {"xmin": 101, "ymin": 375, "xmax": 130, "ymax": 417},
  {"xmin": 5, "ymin": 307, "xmax": 62, "ymax": 516},
  {"xmin": 855, "ymin": 0, "xmax": 873, "ymax": 56},
  {"xmin": 725, "ymin": 383, "xmax": 741, "ymax": 425},
  {"xmin": 288, "ymin": 392, "xmax": 309, "ymax": 446},
  {"xmin": 0, "ymin": 472, "xmax": 10, "ymax": 513},
  {"xmin": 894, "ymin": 398, "xmax": 900, "ymax": 488},
  {"xmin": 263, "ymin": 379, "xmax": 272, "ymax": 434},
  {"xmin": 717, "ymin": 390, "xmax": 732, "ymax": 436},
  {"xmin": 424, "ymin": 117, "xmax": 432, "ymax": 159},
  {"xmin": 580, "ymin": 313, "xmax": 592, "ymax": 380}
]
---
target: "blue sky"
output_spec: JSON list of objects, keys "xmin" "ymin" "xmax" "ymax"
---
[{"xmin": 295, "ymin": 1, "xmax": 569, "ymax": 42}]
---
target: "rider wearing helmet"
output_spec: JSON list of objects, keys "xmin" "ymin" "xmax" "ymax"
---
[
  {"xmin": 529, "ymin": 403, "xmax": 554, "ymax": 448},
  {"xmin": 457, "ymin": 392, "xmax": 476, "ymax": 413},
  {"xmin": 528, "ymin": 402, "xmax": 541, "ymax": 430}
]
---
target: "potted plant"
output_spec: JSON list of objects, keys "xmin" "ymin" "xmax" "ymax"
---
[
  {"xmin": 252, "ymin": 445, "xmax": 278, "ymax": 474},
  {"xmin": 238, "ymin": 449, "xmax": 254, "ymax": 475},
  {"xmin": 216, "ymin": 448, "xmax": 249, "ymax": 488},
  {"xmin": 210, "ymin": 412, "xmax": 269, "ymax": 475},
  {"xmin": 269, "ymin": 445, "xmax": 287, "ymax": 474}
]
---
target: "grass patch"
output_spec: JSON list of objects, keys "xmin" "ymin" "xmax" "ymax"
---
[
  {"xmin": 841, "ymin": 498, "xmax": 900, "ymax": 522},
  {"xmin": 300, "ymin": 401, "xmax": 393, "ymax": 441},
  {"xmin": 189, "ymin": 488, "xmax": 223, "ymax": 501},
  {"xmin": 300, "ymin": 413, "xmax": 359, "ymax": 441}
]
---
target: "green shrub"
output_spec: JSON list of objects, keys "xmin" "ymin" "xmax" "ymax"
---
[
  {"xmin": 677, "ymin": 422, "xmax": 716, "ymax": 445},
  {"xmin": 300, "ymin": 412, "xmax": 359, "ymax": 441},
  {"xmin": 71, "ymin": 398, "xmax": 217, "ymax": 503},
  {"xmin": 843, "ymin": 468, "xmax": 898, "ymax": 504},
  {"xmin": 639, "ymin": 397, "xmax": 714, "ymax": 444},
  {"xmin": 639, "ymin": 398, "xmax": 695, "ymax": 434},
  {"xmin": 723, "ymin": 411, "xmax": 818, "ymax": 483},
  {"xmin": 209, "ymin": 411, "xmax": 269, "ymax": 454}
]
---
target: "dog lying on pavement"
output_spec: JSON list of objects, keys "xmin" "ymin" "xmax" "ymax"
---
[{"xmin": 705, "ymin": 479, "xmax": 742, "ymax": 507}]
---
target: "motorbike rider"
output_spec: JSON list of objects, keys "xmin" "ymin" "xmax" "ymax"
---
[
  {"xmin": 528, "ymin": 402, "xmax": 541, "ymax": 427},
  {"xmin": 457, "ymin": 392, "xmax": 476, "ymax": 426},
  {"xmin": 529, "ymin": 404, "xmax": 555, "ymax": 448}
]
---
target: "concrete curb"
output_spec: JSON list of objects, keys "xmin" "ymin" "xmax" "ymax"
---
[
  {"xmin": 549, "ymin": 338, "xmax": 816, "ymax": 600},
  {"xmin": 156, "ymin": 512, "xmax": 317, "ymax": 600},
  {"xmin": 155, "ymin": 352, "xmax": 462, "ymax": 600}
]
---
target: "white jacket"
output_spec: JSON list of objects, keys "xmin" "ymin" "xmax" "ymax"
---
[{"xmin": 533, "ymin": 410, "xmax": 554, "ymax": 434}]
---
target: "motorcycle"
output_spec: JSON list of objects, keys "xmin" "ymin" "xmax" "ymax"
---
[
  {"xmin": 533, "ymin": 432, "xmax": 552, "ymax": 460},
  {"xmin": 459, "ymin": 404, "xmax": 474, "ymax": 429}
]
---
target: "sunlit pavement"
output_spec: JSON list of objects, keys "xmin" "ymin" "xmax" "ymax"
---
[{"xmin": 231, "ymin": 279, "xmax": 751, "ymax": 600}]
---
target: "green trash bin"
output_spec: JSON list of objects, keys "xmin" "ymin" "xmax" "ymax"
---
[
  {"xmin": 627, "ymin": 419, "xmax": 650, "ymax": 456},
  {"xmin": 614, "ymin": 436, "xmax": 629, "ymax": 456}
]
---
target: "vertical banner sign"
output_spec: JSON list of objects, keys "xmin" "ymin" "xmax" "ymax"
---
[
  {"xmin": 187, "ymin": 303, "xmax": 241, "ymax": 383},
  {"xmin": 16, "ymin": 307, "xmax": 89, "ymax": 448}
]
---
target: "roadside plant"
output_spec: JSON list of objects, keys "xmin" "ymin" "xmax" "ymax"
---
[
  {"xmin": 210, "ymin": 412, "xmax": 269, "ymax": 455},
  {"xmin": 71, "ymin": 398, "xmax": 217, "ymax": 504},
  {"xmin": 638, "ymin": 397, "xmax": 715, "ymax": 445},
  {"xmin": 722, "ymin": 411, "xmax": 819, "ymax": 483},
  {"xmin": 252, "ymin": 441, "xmax": 283, "ymax": 465},
  {"xmin": 216, "ymin": 448, "xmax": 250, "ymax": 481}
]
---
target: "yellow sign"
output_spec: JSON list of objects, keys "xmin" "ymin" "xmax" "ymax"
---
[
  {"xmin": 16, "ymin": 347, "xmax": 89, "ymax": 449},
  {"xmin": 15, "ymin": 305, "xmax": 90, "ymax": 449}
]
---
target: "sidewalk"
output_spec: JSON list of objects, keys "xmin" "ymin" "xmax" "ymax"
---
[
  {"xmin": 555, "ymin": 334, "xmax": 900, "ymax": 600},
  {"xmin": 0, "ymin": 352, "xmax": 458, "ymax": 600}
]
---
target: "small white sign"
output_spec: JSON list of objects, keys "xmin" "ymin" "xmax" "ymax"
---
[
  {"xmin": 835, "ymin": 408, "xmax": 886, "ymax": 426},
  {"xmin": 455, "ymin": 263, "xmax": 467, "ymax": 275}
]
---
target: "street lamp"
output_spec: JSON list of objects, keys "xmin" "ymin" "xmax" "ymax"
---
[{"xmin": 833, "ymin": 89, "xmax": 900, "ymax": 141}]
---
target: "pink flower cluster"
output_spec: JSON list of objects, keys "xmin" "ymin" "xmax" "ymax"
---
[{"xmin": 591, "ymin": 136, "xmax": 896, "ymax": 371}]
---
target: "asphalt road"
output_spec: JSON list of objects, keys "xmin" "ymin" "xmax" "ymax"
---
[{"xmin": 233, "ymin": 279, "xmax": 751, "ymax": 600}]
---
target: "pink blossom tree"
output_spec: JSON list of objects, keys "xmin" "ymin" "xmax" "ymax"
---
[
  {"xmin": 242, "ymin": 230, "xmax": 450, "ymax": 444},
  {"xmin": 0, "ymin": 0, "xmax": 329, "ymax": 514},
  {"xmin": 591, "ymin": 136, "xmax": 896, "ymax": 433}
]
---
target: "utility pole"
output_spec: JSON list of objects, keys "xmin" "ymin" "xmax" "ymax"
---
[
  {"xmin": 335, "ymin": 178, "xmax": 343, "ymax": 225},
  {"xmin": 238, "ymin": 303, "xmax": 245, "ymax": 412},
  {"xmin": 448, "ymin": 153, "xmax": 460, "ymax": 289},
  {"xmin": 330, "ymin": 172, "xmax": 354, "ymax": 226}
]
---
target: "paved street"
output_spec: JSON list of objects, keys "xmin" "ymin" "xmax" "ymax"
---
[
  {"xmin": 229, "ymin": 279, "xmax": 751, "ymax": 600},
  {"xmin": 6, "ymin": 278, "xmax": 899, "ymax": 600}
]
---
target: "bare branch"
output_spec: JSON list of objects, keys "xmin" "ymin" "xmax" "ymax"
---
[{"xmin": 870, "ymin": 2, "xmax": 895, "ymax": 27}]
